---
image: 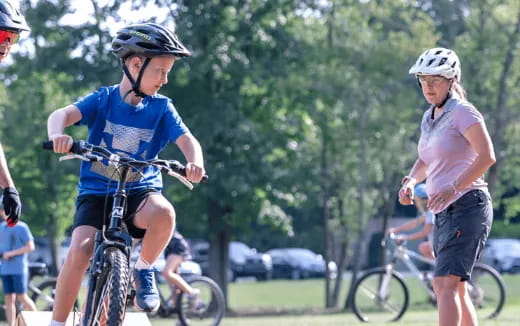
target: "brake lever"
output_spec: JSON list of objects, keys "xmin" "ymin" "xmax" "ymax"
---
[
  {"xmin": 167, "ymin": 170, "xmax": 194, "ymax": 190},
  {"xmin": 59, "ymin": 154, "xmax": 103, "ymax": 162},
  {"xmin": 59, "ymin": 154, "xmax": 89, "ymax": 162}
]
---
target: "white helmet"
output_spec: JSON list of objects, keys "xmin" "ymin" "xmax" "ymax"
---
[{"xmin": 409, "ymin": 47, "xmax": 461, "ymax": 82}]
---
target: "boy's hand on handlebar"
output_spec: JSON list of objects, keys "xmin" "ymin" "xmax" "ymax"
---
[
  {"xmin": 49, "ymin": 134, "xmax": 74, "ymax": 153},
  {"xmin": 185, "ymin": 162, "xmax": 205, "ymax": 183}
]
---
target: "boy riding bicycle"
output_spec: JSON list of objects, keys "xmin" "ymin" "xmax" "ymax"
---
[{"xmin": 47, "ymin": 23, "xmax": 205, "ymax": 326}]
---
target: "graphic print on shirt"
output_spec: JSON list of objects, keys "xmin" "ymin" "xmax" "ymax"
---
[{"xmin": 90, "ymin": 120, "xmax": 155, "ymax": 181}]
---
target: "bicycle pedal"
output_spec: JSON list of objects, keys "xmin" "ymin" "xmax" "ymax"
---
[{"xmin": 127, "ymin": 288, "xmax": 136, "ymax": 306}]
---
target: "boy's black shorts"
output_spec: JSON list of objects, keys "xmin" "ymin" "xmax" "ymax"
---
[
  {"xmin": 73, "ymin": 188, "xmax": 161, "ymax": 239},
  {"xmin": 433, "ymin": 189, "xmax": 493, "ymax": 281}
]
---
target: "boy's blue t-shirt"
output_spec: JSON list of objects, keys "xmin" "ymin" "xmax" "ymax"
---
[
  {"xmin": 0, "ymin": 221, "xmax": 33, "ymax": 275},
  {"xmin": 73, "ymin": 85, "xmax": 189, "ymax": 195}
]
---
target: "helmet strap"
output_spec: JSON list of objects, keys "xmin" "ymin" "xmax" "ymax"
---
[
  {"xmin": 121, "ymin": 57, "xmax": 152, "ymax": 99},
  {"xmin": 430, "ymin": 91, "xmax": 452, "ymax": 119}
]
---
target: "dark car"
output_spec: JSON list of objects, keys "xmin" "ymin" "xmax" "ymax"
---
[
  {"xmin": 267, "ymin": 248, "xmax": 338, "ymax": 280},
  {"xmin": 229, "ymin": 241, "xmax": 272, "ymax": 281},
  {"xmin": 189, "ymin": 239, "xmax": 273, "ymax": 281}
]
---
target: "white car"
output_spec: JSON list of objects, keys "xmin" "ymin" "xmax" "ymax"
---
[{"xmin": 481, "ymin": 238, "xmax": 520, "ymax": 273}]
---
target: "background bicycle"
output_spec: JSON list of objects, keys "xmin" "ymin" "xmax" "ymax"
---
[
  {"xmin": 144, "ymin": 260, "xmax": 225, "ymax": 326},
  {"xmin": 351, "ymin": 233, "xmax": 506, "ymax": 323}
]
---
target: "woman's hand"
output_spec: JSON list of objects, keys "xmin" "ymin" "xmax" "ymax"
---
[
  {"xmin": 398, "ymin": 177, "xmax": 416, "ymax": 205},
  {"xmin": 428, "ymin": 183, "xmax": 458, "ymax": 212}
]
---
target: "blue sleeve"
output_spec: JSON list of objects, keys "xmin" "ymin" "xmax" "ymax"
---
[
  {"xmin": 165, "ymin": 101, "xmax": 189, "ymax": 142},
  {"xmin": 73, "ymin": 88, "xmax": 107, "ymax": 126},
  {"xmin": 17, "ymin": 224, "xmax": 33, "ymax": 246}
]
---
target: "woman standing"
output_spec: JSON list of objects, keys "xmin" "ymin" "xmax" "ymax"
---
[{"xmin": 399, "ymin": 47, "xmax": 495, "ymax": 326}]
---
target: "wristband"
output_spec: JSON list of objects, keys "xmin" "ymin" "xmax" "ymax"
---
[{"xmin": 401, "ymin": 176, "xmax": 417, "ymax": 186}]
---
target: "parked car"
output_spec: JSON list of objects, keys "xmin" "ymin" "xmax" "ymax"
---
[
  {"xmin": 229, "ymin": 241, "xmax": 272, "ymax": 281},
  {"xmin": 267, "ymin": 248, "xmax": 338, "ymax": 280},
  {"xmin": 189, "ymin": 239, "xmax": 273, "ymax": 282},
  {"xmin": 481, "ymin": 238, "xmax": 520, "ymax": 273}
]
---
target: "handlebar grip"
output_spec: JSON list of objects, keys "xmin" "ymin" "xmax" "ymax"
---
[{"xmin": 42, "ymin": 141, "xmax": 82, "ymax": 154}]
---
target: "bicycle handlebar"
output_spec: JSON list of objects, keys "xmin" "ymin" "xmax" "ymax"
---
[{"xmin": 42, "ymin": 140, "xmax": 208, "ymax": 184}]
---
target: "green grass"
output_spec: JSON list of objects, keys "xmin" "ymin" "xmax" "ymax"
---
[
  {"xmin": 150, "ymin": 308, "xmax": 520, "ymax": 326},
  {"xmin": 149, "ymin": 273, "xmax": 520, "ymax": 326}
]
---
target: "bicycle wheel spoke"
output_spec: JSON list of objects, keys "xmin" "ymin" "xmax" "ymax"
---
[
  {"xmin": 177, "ymin": 276, "xmax": 225, "ymax": 326},
  {"xmin": 470, "ymin": 264, "xmax": 506, "ymax": 320},
  {"xmin": 358, "ymin": 284, "xmax": 377, "ymax": 300},
  {"xmin": 352, "ymin": 270, "xmax": 409, "ymax": 323}
]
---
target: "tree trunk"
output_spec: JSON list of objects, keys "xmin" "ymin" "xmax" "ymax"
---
[
  {"xmin": 331, "ymin": 198, "xmax": 349, "ymax": 307},
  {"xmin": 48, "ymin": 212, "xmax": 60, "ymax": 276},
  {"xmin": 344, "ymin": 103, "xmax": 368, "ymax": 309},
  {"xmin": 208, "ymin": 200, "xmax": 231, "ymax": 307},
  {"xmin": 320, "ymin": 129, "xmax": 332, "ymax": 308}
]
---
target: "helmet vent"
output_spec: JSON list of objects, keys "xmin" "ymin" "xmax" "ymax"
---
[
  {"xmin": 435, "ymin": 49, "xmax": 443, "ymax": 55},
  {"xmin": 438, "ymin": 57, "xmax": 447, "ymax": 66},
  {"xmin": 427, "ymin": 58, "xmax": 435, "ymax": 67},
  {"xmin": 136, "ymin": 41, "xmax": 161, "ymax": 50}
]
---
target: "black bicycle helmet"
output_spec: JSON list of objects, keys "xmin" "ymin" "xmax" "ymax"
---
[
  {"xmin": 112, "ymin": 23, "xmax": 191, "ymax": 59},
  {"xmin": 0, "ymin": 0, "xmax": 30, "ymax": 33},
  {"xmin": 112, "ymin": 23, "xmax": 191, "ymax": 98}
]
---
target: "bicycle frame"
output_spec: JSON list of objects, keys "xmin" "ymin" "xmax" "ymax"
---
[
  {"xmin": 383, "ymin": 237, "xmax": 436, "ymax": 298},
  {"xmin": 82, "ymin": 163, "xmax": 135, "ymax": 325},
  {"xmin": 43, "ymin": 139, "xmax": 202, "ymax": 325}
]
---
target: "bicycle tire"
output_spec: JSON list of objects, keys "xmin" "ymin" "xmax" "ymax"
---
[
  {"xmin": 177, "ymin": 275, "xmax": 226, "ymax": 326},
  {"xmin": 470, "ymin": 263, "xmax": 506, "ymax": 319},
  {"xmin": 352, "ymin": 268, "xmax": 409, "ymax": 323},
  {"xmin": 31, "ymin": 278, "xmax": 79, "ymax": 312},
  {"xmin": 86, "ymin": 247, "xmax": 130, "ymax": 326}
]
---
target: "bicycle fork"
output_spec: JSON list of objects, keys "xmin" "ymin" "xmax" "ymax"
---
[{"xmin": 378, "ymin": 264, "xmax": 394, "ymax": 300}]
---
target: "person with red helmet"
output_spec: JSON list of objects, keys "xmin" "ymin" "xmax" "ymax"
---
[{"xmin": 0, "ymin": 0, "xmax": 30, "ymax": 229}]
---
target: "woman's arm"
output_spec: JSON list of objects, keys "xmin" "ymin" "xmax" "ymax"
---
[
  {"xmin": 429, "ymin": 122, "xmax": 495, "ymax": 211},
  {"xmin": 399, "ymin": 159, "xmax": 428, "ymax": 205},
  {"xmin": 454, "ymin": 123, "xmax": 496, "ymax": 191}
]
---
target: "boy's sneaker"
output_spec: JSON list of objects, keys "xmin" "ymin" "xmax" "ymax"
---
[{"xmin": 133, "ymin": 269, "xmax": 160, "ymax": 312}]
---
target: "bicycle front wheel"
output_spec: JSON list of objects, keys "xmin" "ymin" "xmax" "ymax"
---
[
  {"xmin": 86, "ymin": 247, "xmax": 130, "ymax": 326},
  {"xmin": 469, "ymin": 263, "xmax": 506, "ymax": 319},
  {"xmin": 177, "ymin": 276, "xmax": 226, "ymax": 326},
  {"xmin": 352, "ymin": 268, "xmax": 409, "ymax": 323}
]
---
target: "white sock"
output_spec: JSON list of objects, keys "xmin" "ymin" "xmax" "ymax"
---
[
  {"xmin": 135, "ymin": 256, "xmax": 152, "ymax": 270},
  {"xmin": 50, "ymin": 321, "xmax": 65, "ymax": 326}
]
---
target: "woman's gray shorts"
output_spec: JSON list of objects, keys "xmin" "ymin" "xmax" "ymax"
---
[{"xmin": 433, "ymin": 189, "xmax": 493, "ymax": 281}]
